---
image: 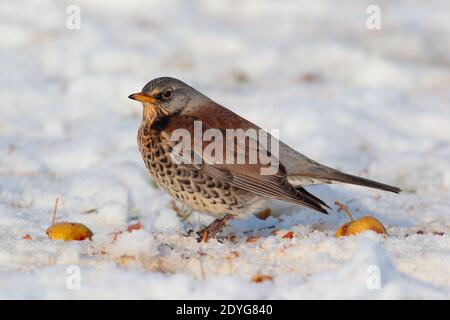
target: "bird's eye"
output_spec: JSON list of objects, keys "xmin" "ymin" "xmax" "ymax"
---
[{"xmin": 162, "ymin": 89, "xmax": 173, "ymax": 100}]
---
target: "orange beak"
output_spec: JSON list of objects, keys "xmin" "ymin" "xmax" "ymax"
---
[{"xmin": 128, "ymin": 92, "xmax": 158, "ymax": 104}]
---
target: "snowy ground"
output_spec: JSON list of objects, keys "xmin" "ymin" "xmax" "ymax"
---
[{"xmin": 1, "ymin": 0, "xmax": 449, "ymax": 299}]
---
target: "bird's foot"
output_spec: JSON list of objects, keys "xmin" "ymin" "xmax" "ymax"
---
[{"xmin": 197, "ymin": 214, "xmax": 233, "ymax": 243}]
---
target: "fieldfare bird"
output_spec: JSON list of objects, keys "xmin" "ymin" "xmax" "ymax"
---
[{"xmin": 129, "ymin": 77, "xmax": 400, "ymax": 241}]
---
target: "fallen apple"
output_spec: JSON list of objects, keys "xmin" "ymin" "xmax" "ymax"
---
[
  {"xmin": 335, "ymin": 201, "xmax": 387, "ymax": 237},
  {"xmin": 45, "ymin": 197, "xmax": 94, "ymax": 241},
  {"xmin": 46, "ymin": 222, "xmax": 93, "ymax": 241}
]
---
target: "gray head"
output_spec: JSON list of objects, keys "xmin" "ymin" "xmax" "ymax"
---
[{"xmin": 129, "ymin": 77, "xmax": 205, "ymax": 116}]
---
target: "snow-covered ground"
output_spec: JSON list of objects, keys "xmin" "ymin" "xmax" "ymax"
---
[{"xmin": 1, "ymin": 0, "xmax": 449, "ymax": 299}]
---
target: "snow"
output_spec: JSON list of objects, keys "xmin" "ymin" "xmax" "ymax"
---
[{"xmin": 0, "ymin": 0, "xmax": 449, "ymax": 299}]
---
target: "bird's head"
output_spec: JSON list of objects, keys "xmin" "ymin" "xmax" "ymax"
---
[{"xmin": 129, "ymin": 77, "xmax": 202, "ymax": 119}]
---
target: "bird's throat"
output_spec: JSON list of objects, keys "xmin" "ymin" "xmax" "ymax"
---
[
  {"xmin": 142, "ymin": 103, "xmax": 159, "ymax": 123},
  {"xmin": 142, "ymin": 103, "xmax": 172, "ymax": 133}
]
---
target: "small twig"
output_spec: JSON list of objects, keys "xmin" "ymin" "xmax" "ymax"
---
[
  {"xmin": 51, "ymin": 197, "xmax": 60, "ymax": 226},
  {"xmin": 336, "ymin": 199, "xmax": 356, "ymax": 212},
  {"xmin": 334, "ymin": 201, "xmax": 353, "ymax": 221}
]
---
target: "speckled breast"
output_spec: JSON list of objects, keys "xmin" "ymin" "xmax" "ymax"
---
[{"xmin": 137, "ymin": 123, "xmax": 260, "ymax": 217}]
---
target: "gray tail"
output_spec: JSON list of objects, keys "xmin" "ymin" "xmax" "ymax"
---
[
  {"xmin": 300, "ymin": 168, "xmax": 401, "ymax": 193},
  {"xmin": 328, "ymin": 171, "xmax": 401, "ymax": 193}
]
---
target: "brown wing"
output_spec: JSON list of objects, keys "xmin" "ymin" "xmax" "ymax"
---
[
  {"xmin": 159, "ymin": 111, "xmax": 329, "ymax": 214},
  {"xmin": 183, "ymin": 102, "xmax": 400, "ymax": 193}
]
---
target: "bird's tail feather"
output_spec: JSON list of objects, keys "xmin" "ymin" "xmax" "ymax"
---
[
  {"xmin": 296, "ymin": 167, "xmax": 401, "ymax": 193},
  {"xmin": 330, "ymin": 171, "xmax": 401, "ymax": 193}
]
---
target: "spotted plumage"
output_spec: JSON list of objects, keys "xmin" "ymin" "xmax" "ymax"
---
[
  {"xmin": 129, "ymin": 77, "xmax": 401, "ymax": 238},
  {"xmin": 138, "ymin": 117, "xmax": 265, "ymax": 218}
]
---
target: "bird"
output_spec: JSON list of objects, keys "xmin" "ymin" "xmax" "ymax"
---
[{"xmin": 129, "ymin": 77, "xmax": 401, "ymax": 241}]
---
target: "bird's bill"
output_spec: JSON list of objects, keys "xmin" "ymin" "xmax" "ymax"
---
[{"xmin": 128, "ymin": 92, "xmax": 158, "ymax": 103}]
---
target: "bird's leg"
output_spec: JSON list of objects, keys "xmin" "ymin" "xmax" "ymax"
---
[{"xmin": 197, "ymin": 214, "xmax": 233, "ymax": 242}]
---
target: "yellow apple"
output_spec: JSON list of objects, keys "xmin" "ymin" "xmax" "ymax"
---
[
  {"xmin": 335, "ymin": 201, "xmax": 387, "ymax": 237},
  {"xmin": 46, "ymin": 222, "xmax": 93, "ymax": 241},
  {"xmin": 45, "ymin": 197, "xmax": 93, "ymax": 241}
]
